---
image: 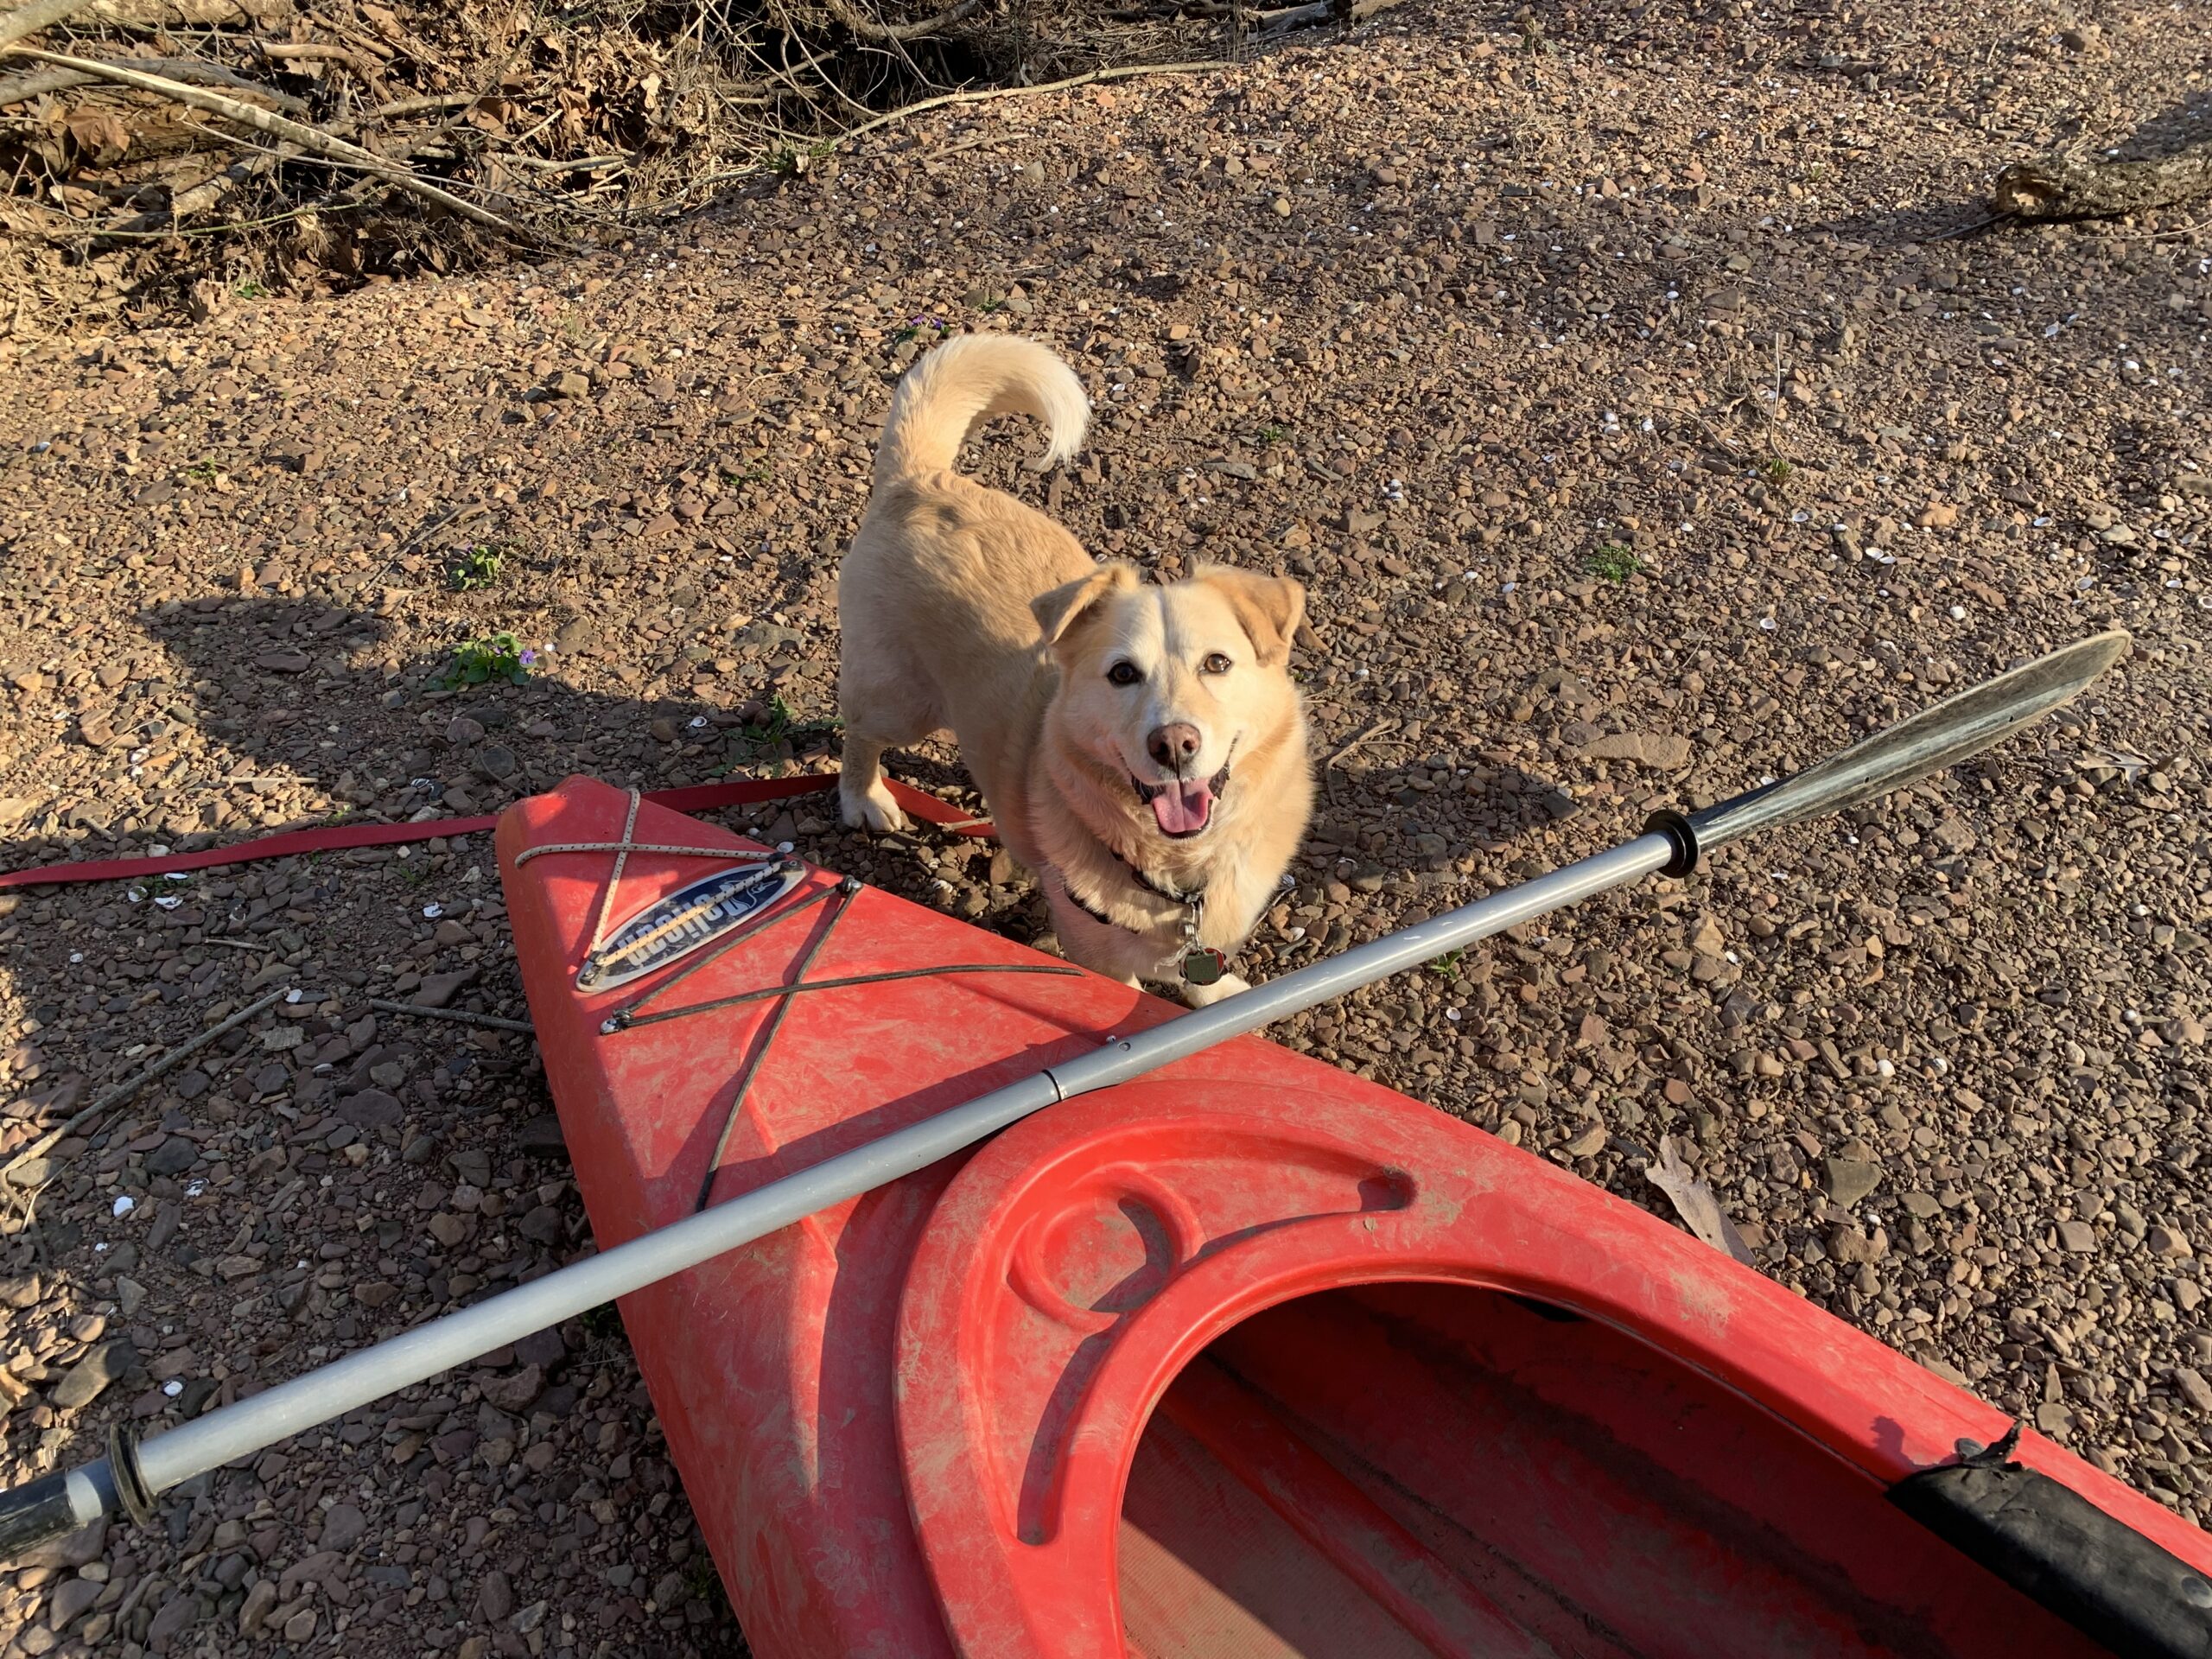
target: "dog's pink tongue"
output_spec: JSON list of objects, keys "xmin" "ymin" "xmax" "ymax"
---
[{"xmin": 1150, "ymin": 779, "xmax": 1212, "ymax": 836}]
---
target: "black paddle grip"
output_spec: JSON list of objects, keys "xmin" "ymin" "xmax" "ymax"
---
[
  {"xmin": 0, "ymin": 1439, "xmax": 137, "ymax": 1563},
  {"xmin": 1890, "ymin": 1447, "xmax": 2212, "ymax": 1659},
  {"xmin": 0, "ymin": 1470, "xmax": 89, "ymax": 1560}
]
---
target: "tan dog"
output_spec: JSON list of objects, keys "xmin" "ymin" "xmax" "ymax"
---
[{"xmin": 836, "ymin": 333, "xmax": 1314, "ymax": 1006}]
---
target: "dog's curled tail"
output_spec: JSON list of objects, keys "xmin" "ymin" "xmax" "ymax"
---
[{"xmin": 874, "ymin": 333, "xmax": 1088, "ymax": 485}]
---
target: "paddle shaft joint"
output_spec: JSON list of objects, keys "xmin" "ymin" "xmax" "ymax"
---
[{"xmin": 1643, "ymin": 778, "xmax": 1788, "ymax": 878}]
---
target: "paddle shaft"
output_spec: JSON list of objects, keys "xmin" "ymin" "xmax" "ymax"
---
[{"xmin": 0, "ymin": 834, "xmax": 1672, "ymax": 1554}]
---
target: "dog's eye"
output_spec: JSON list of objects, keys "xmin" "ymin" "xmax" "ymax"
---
[
  {"xmin": 1107, "ymin": 661, "xmax": 1142, "ymax": 686},
  {"xmin": 1201, "ymin": 652, "xmax": 1233, "ymax": 675}
]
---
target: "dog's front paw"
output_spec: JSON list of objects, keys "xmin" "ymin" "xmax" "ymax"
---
[
  {"xmin": 1181, "ymin": 971, "xmax": 1249, "ymax": 1009},
  {"xmin": 839, "ymin": 779, "xmax": 909, "ymax": 834}
]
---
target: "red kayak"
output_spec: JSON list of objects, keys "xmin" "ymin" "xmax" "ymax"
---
[{"xmin": 499, "ymin": 776, "xmax": 2212, "ymax": 1658}]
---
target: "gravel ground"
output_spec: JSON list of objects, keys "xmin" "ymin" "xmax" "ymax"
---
[{"xmin": 3, "ymin": 3, "xmax": 2211, "ymax": 1654}]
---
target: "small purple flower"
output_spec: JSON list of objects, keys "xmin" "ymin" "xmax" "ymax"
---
[{"xmin": 519, "ymin": 649, "xmax": 537, "ymax": 666}]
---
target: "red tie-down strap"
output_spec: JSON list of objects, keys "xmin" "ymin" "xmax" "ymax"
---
[{"xmin": 0, "ymin": 774, "xmax": 994, "ymax": 891}]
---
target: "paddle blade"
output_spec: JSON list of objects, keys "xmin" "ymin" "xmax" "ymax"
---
[{"xmin": 1652, "ymin": 629, "xmax": 2131, "ymax": 873}]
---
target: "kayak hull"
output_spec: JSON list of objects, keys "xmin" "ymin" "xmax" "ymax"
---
[{"xmin": 499, "ymin": 777, "xmax": 2211, "ymax": 1657}]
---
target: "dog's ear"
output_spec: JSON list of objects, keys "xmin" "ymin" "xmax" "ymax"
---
[
  {"xmin": 1197, "ymin": 566, "xmax": 1306, "ymax": 666},
  {"xmin": 1033, "ymin": 562, "xmax": 1138, "ymax": 645}
]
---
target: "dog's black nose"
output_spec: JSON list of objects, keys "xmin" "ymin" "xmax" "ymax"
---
[{"xmin": 1147, "ymin": 723, "xmax": 1201, "ymax": 770}]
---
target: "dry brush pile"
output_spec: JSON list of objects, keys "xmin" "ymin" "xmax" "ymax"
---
[{"xmin": 0, "ymin": 0, "xmax": 1388, "ymax": 329}]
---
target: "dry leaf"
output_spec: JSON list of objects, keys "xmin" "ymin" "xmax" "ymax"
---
[
  {"xmin": 2074, "ymin": 744, "xmax": 2154, "ymax": 783},
  {"xmin": 63, "ymin": 109, "xmax": 132, "ymax": 162},
  {"xmin": 1644, "ymin": 1135, "xmax": 1756, "ymax": 1267}
]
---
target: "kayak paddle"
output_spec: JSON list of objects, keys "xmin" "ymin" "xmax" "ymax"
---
[{"xmin": 0, "ymin": 628, "xmax": 2130, "ymax": 1554}]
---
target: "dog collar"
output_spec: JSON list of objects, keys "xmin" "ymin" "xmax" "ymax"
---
[
  {"xmin": 1054, "ymin": 855, "xmax": 1225, "ymax": 988},
  {"xmin": 1058, "ymin": 874, "xmax": 1119, "ymax": 929},
  {"xmin": 1056, "ymin": 855, "xmax": 1201, "ymax": 923},
  {"xmin": 1110, "ymin": 847, "xmax": 1205, "ymax": 906}
]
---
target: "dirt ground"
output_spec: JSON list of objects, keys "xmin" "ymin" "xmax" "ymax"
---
[{"xmin": 3, "ymin": 1, "xmax": 2210, "ymax": 1654}]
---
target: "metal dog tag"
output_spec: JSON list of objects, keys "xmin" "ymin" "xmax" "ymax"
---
[{"xmin": 1182, "ymin": 947, "xmax": 1228, "ymax": 988}]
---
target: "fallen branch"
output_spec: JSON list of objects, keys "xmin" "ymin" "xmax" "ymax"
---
[
  {"xmin": 146, "ymin": 150, "xmax": 272, "ymax": 223},
  {"xmin": 1993, "ymin": 134, "xmax": 2212, "ymax": 221},
  {"xmin": 0, "ymin": 0, "xmax": 98, "ymax": 50},
  {"xmin": 15, "ymin": 48, "xmax": 533, "ymax": 238},
  {"xmin": 1, "ymin": 54, "xmax": 313, "ymax": 111},
  {"xmin": 96, "ymin": 149, "xmax": 359, "ymax": 238},
  {"xmin": 0, "ymin": 986, "xmax": 295, "ymax": 1186},
  {"xmin": 73, "ymin": 174, "xmax": 248, "ymax": 241},
  {"xmin": 817, "ymin": 0, "xmax": 985, "ymax": 43},
  {"xmin": 1256, "ymin": 0, "xmax": 1408, "ymax": 31}
]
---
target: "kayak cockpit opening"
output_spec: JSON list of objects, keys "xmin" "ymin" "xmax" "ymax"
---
[{"xmin": 1116, "ymin": 1281, "xmax": 2107, "ymax": 1659}]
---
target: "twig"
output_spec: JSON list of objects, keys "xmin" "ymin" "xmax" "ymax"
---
[
  {"xmin": 1325, "ymin": 716, "xmax": 1400, "ymax": 771},
  {"xmin": 918, "ymin": 130, "xmax": 1017, "ymax": 162},
  {"xmin": 381, "ymin": 498, "xmax": 489, "ymax": 578},
  {"xmin": 370, "ymin": 91, "xmax": 475, "ymax": 118},
  {"xmin": 1688, "ymin": 414, "xmax": 1743, "ymax": 455},
  {"xmin": 2140, "ymin": 214, "xmax": 2205, "ymax": 245},
  {"xmin": 1929, "ymin": 213, "xmax": 2007, "ymax": 243},
  {"xmin": 0, "ymin": 1159, "xmax": 53, "ymax": 1250},
  {"xmin": 369, "ymin": 997, "xmax": 535, "ymax": 1034},
  {"xmin": 839, "ymin": 57, "xmax": 1230, "ymax": 146},
  {"xmin": 15, "ymin": 49, "xmax": 535, "ymax": 240},
  {"xmin": 0, "ymin": 986, "xmax": 296, "ymax": 1186},
  {"xmin": 773, "ymin": 30, "xmax": 877, "ymax": 124},
  {"xmin": 0, "ymin": 0, "xmax": 96, "ymax": 50},
  {"xmin": 679, "ymin": 57, "xmax": 1229, "ymax": 207},
  {"xmin": 1767, "ymin": 328, "xmax": 1784, "ymax": 457},
  {"xmin": 1323, "ymin": 715, "xmax": 1396, "ymax": 803},
  {"xmin": 257, "ymin": 40, "xmax": 382, "ymax": 76},
  {"xmin": 0, "ymin": 1165, "xmax": 47, "ymax": 1241},
  {"xmin": 512, "ymin": 152, "xmax": 627, "ymax": 173}
]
